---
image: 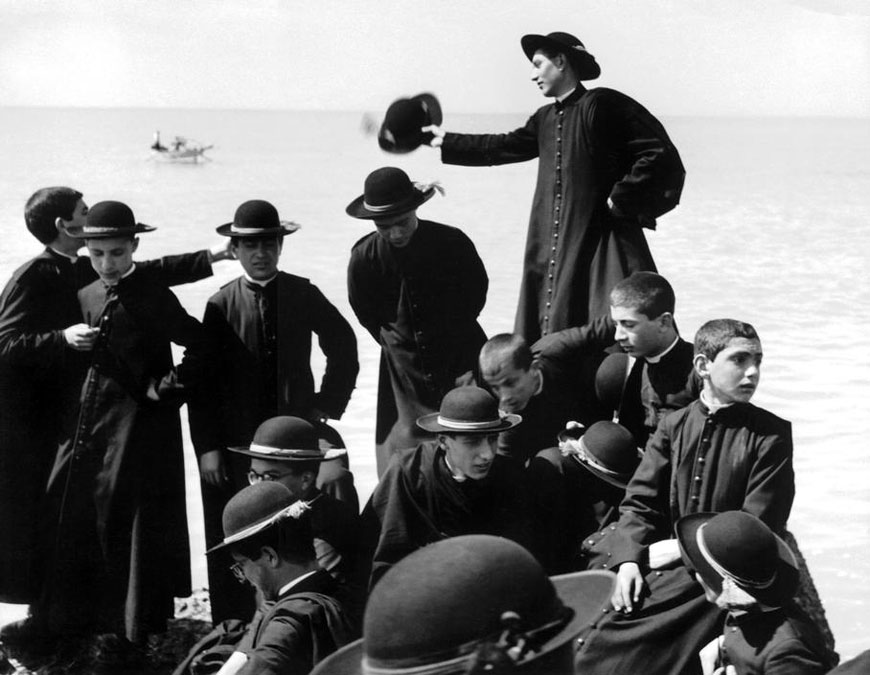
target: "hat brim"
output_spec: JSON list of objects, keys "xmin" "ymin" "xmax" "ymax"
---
[
  {"xmin": 227, "ymin": 445, "xmax": 345, "ymax": 462},
  {"xmin": 216, "ymin": 221, "xmax": 300, "ymax": 237},
  {"xmin": 571, "ymin": 454, "xmax": 634, "ymax": 490},
  {"xmin": 310, "ymin": 570, "xmax": 616, "ymax": 675},
  {"xmin": 67, "ymin": 223, "xmax": 156, "ymax": 239},
  {"xmin": 378, "ymin": 93, "xmax": 443, "ymax": 154},
  {"xmin": 345, "ymin": 185, "xmax": 436, "ymax": 220},
  {"xmin": 675, "ymin": 513, "xmax": 800, "ymax": 606},
  {"xmin": 205, "ymin": 500, "xmax": 300, "ymax": 555},
  {"xmin": 520, "ymin": 34, "xmax": 601, "ymax": 81},
  {"xmin": 416, "ymin": 412, "xmax": 522, "ymax": 434}
]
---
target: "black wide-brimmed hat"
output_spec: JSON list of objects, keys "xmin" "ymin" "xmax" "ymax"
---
[
  {"xmin": 206, "ymin": 481, "xmax": 308, "ymax": 554},
  {"xmin": 216, "ymin": 199, "xmax": 301, "ymax": 238},
  {"xmin": 676, "ymin": 511, "xmax": 800, "ymax": 607},
  {"xmin": 595, "ymin": 352, "xmax": 631, "ymax": 411},
  {"xmin": 563, "ymin": 420, "xmax": 640, "ymax": 489},
  {"xmin": 67, "ymin": 200, "xmax": 156, "ymax": 239},
  {"xmin": 311, "ymin": 535, "xmax": 616, "ymax": 675},
  {"xmin": 345, "ymin": 167, "xmax": 440, "ymax": 220},
  {"xmin": 228, "ymin": 416, "xmax": 344, "ymax": 462},
  {"xmin": 521, "ymin": 32, "xmax": 601, "ymax": 81},
  {"xmin": 378, "ymin": 93, "xmax": 443, "ymax": 154},
  {"xmin": 417, "ymin": 386, "xmax": 521, "ymax": 434}
]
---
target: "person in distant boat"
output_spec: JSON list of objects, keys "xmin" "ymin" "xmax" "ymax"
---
[
  {"xmin": 676, "ymin": 511, "xmax": 832, "ymax": 675},
  {"xmin": 151, "ymin": 130, "xmax": 166, "ymax": 151},
  {"xmin": 346, "ymin": 167, "xmax": 489, "ymax": 475},
  {"xmin": 0, "ymin": 186, "xmax": 230, "ymax": 613},
  {"xmin": 573, "ymin": 319, "xmax": 796, "ymax": 675},
  {"xmin": 360, "ymin": 387, "xmax": 533, "ymax": 588},
  {"xmin": 424, "ymin": 31, "xmax": 685, "ymax": 344},
  {"xmin": 188, "ymin": 199, "xmax": 359, "ymax": 624}
]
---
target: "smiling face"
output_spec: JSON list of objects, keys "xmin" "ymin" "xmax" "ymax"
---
[
  {"xmin": 440, "ymin": 433, "xmax": 498, "ymax": 480},
  {"xmin": 695, "ymin": 337, "xmax": 763, "ymax": 406},
  {"xmin": 530, "ymin": 49, "xmax": 571, "ymax": 98},
  {"xmin": 610, "ymin": 305, "xmax": 674, "ymax": 358},
  {"xmin": 86, "ymin": 236, "xmax": 138, "ymax": 285},
  {"xmin": 232, "ymin": 236, "xmax": 283, "ymax": 281},
  {"xmin": 373, "ymin": 211, "xmax": 418, "ymax": 248}
]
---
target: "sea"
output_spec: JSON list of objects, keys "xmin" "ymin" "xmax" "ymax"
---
[{"xmin": 0, "ymin": 107, "xmax": 867, "ymax": 659}]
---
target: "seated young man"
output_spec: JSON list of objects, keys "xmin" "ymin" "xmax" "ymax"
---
[
  {"xmin": 572, "ymin": 318, "xmax": 795, "ymax": 675},
  {"xmin": 25, "ymin": 201, "xmax": 214, "ymax": 662},
  {"xmin": 677, "ymin": 511, "xmax": 832, "ymax": 675},
  {"xmin": 478, "ymin": 332, "xmax": 607, "ymax": 465},
  {"xmin": 535, "ymin": 271, "xmax": 698, "ymax": 449},
  {"xmin": 230, "ymin": 417, "xmax": 359, "ymax": 586},
  {"xmin": 0, "ymin": 186, "xmax": 227, "ymax": 608},
  {"xmin": 189, "ymin": 199, "xmax": 359, "ymax": 623},
  {"xmin": 205, "ymin": 482, "xmax": 353, "ymax": 675},
  {"xmin": 361, "ymin": 386, "xmax": 534, "ymax": 588}
]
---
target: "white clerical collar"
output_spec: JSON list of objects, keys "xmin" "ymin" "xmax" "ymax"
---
[
  {"xmin": 278, "ymin": 569, "xmax": 318, "ymax": 597},
  {"xmin": 645, "ymin": 336, "xmax": 680, "ymax": 364},
  {"xmin": 49, "ymin": 247, "xmax": 78, "ymax": 262},
  {"xmin": 556, "ymin": 87, "xmax": 576, "ymax": 103},
  {"xmin": 244, "ymin": 273, "xmax": 278, "ymax": 287},
  {"xmin": 700, "ymin": 390, "xmax": 735, "ymax": 415}
]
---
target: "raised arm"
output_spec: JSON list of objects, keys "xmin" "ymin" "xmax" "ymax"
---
[{"xmin": 439, "ymin": 114, "xmax": 540, "ymax": 167}]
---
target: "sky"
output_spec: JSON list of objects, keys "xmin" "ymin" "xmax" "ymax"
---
[{"xmin": 0, "ymin": 0, "xmax": 868, "ymax": 116}]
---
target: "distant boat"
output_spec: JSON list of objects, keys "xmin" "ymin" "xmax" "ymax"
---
[{"xmin": 150, "ymin": 131, "xmax": 212, "ymax": 163}]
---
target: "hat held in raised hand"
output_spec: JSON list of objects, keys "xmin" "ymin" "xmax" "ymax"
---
[{"xmin": 378, "ymin": 92, "xmax": 442, "ymax": 154}]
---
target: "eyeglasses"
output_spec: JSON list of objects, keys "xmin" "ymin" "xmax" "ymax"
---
[
  {"xmin": 247, "ymin": 468, "xmax": 295, "ymax": 485},
  {"xmin": 229, "ymin": 561, "xmax": 246, "ymax": 584}
]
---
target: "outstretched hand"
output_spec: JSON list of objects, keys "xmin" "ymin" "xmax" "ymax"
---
[
  {"xmin": 612, "ymin": 562, "xmax": 645, "ymax": 613},
  {"xmin": 421, "ymin": 124, "xmax": 445, "ymax": 148}
]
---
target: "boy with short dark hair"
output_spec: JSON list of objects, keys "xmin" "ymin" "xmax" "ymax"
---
[
  {"xmin": 573, "ymin": 319, "xmax": 796, "ymax": 675},
  {"xmin": 0, "ymin": 186, "xmax": 226, "ymax": 609},
  {"xmin": 30, "ymin": 201, "xmax": 214, "ymax": 658}
]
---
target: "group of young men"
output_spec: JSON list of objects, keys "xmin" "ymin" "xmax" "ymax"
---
[{"xmin": 0, "ymin": 27, "xmax": 846, "ymax": 675}]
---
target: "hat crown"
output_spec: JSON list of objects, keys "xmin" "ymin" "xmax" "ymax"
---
[
  {"xmin": 233, "ymin": 199, "xmax": 281, "ymax": 232},
  {"xmin": 362, "ymin": 167, "xmax": 417, "ymax": 209},
  {"xmin": 582, "ymin": 421, "xmax": 638, "ymax": 474},
  {"xmin": 251, "ymin": 416, "xmax": 319, "ymax": 452},
  {"xmin": 221, "ymin": 481, "xmax": 293, "ymax": 540},
  {"xmin": 701, "ymin": 512, "xmax": 779, "ymax": 585},
  {"xmin": 86, "ymin": 200, "xmax": 136, "ymax": 233},
  {"xmin": 364, "ymin": 535, "xmax": 562, "ymax": 665},
  {"xmin": 545, "ymin": 31, "xmax": 585, "ymax": 50},
  {"xmin": 438, "ymin": 386, "xmax": 500, "ymax": 426}
]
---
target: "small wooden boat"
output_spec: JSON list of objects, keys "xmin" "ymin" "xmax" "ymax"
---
[{"xmin": 150, "ymin": 131, "xmax": 212, "ymax": 163}]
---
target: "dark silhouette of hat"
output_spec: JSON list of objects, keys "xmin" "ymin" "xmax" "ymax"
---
[
  {"xmin": 566, "ymin": 421, "xmax": 640, "ymax": 489},
  {"xmin": 595, "ymin": 352, "xmax": 631, "ymax": 411},
  {"xmin": 521, "ymin": 32, "xmax": 601, "ymax": 81},
  {"xmin": 346, "ymin": 167, "xmax": 439, "ymax": 219},
  {"xmin": 311, "ymin": 535, "xmax": 616, "ymax": 674},
  {"xmin": 216, "ymin": 199, "xmax": 301, "ymax": 238},
  {"xmin": 417, "ymin": 386, "xmax": 521, "ymax": 434},
  {"xmin": 228, "ymin": 416, "xmax": 344, "ymax": 462},
  {"xmin": 206, "ymin": 481, "xmax": 304, "ymax": 554},
  {"xmin": 378, "ymin": 93, "xmax": 443, "ymax": 154},
  {"xmin": 676, "ymin": 511, "xmax": 800, "ymax": 607},
  {"xmin": 67, "ymin": 200, "xmax": 156, "ymax": 239}
]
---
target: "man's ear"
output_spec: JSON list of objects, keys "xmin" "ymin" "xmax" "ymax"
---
[
  {"xmin": 55, "ymin": 216, "xmax": 68, "ymax": 235},
  {"xmin": 262, "ymin": 546, "xmax": 280, "ymax": 568},
  {"xmin": 301, "ymin": 469, "xmax": 317, "ymax": 492},
  {"xmin": 693, "ymin": 353, "xmax": 710, "ymax": 379},
  {"xmin": 658, "ymin": 312, "xmax": 675, "ymax": 330},
  {"xmin": 131, "ymin": 237, "xmax": 140, "ymax": 253}
]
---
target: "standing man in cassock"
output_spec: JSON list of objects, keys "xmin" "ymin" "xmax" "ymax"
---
[
  {"xmin": 0, "ymin": 187, "xmax": 227, "ymax": 610},
  {"xmin": 188, "ymin": 200, "xmax": 359, "ymax": 624},
  {"xmin": 346, "ymin": 167, "xmax": 488, "ymax": 475},
  {"xmin": 426, "ymin": 31, "xmax": 685, "ymax": 343}
]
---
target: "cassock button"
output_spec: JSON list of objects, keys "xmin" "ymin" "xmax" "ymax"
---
[
  {"xmin": 655, "ymin": 571, "xmax": 663, "ymax": 577},
  {"xmin": 587, "ymin": 540, "xmax": 595, "ymax": 546},
  {"xmin": 694, "ymin": 476, "xmax": 702, "ymax": 482},
  {"xmin": 691, "ymin": 495, "xmax": 700, "ymax": 502},
  {"xmin": 546, "ymin": 302, "xmax": 551, "ymax": 308},
  {"xmin": 577, "ymin": 638, "xmax": 585, "ymax": 646}
]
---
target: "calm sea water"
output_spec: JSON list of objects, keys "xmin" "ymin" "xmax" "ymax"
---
[{"xmin": 0, "ymin": 107, "xmax": 867, "ymax": 658}]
